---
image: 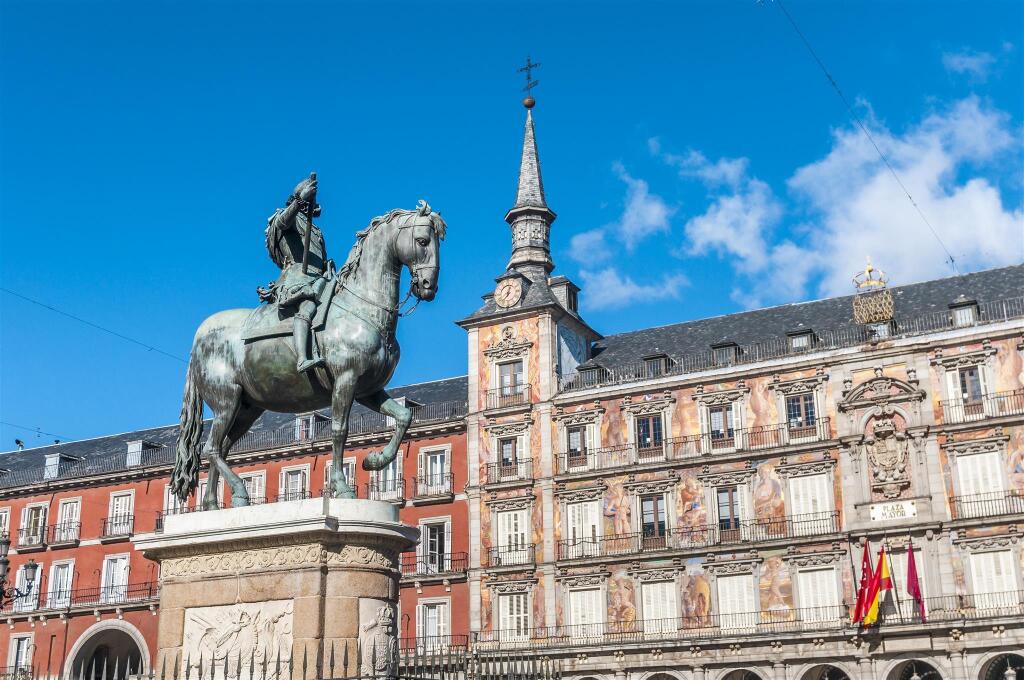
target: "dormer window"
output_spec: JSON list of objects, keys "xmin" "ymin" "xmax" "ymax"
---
[
  {"xmin": 787, "ymin": 330, "xmax": 814, "ymax": 352},
  {"xmin": 868, "ymin": 321, "xmax": 891, "ymax": 339},
  {"xmin": 295, "ymin": 412, "xmax": 328, "ymax": 441},
  {"xmin": 126, "ymin": 440, "xmax": 158, "ymax": 467},
  {"xmin": 949, "ymin": 297, "xmax": 978, "ymax": 327},
  {"xmin": 711, "ymin": 342, "xmax": 739, "ymax": 366},
  {"xmin": 44, "ymin": 453, "xmax": 61, "ymax": 480},
  {"xmin": 643, "ymin": 354, "xmax": 669, "ymax": 378}
]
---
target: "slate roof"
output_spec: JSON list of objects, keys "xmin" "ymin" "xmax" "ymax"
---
[
  {"xmin": 581, "ymin": 264, "xmax": 1024, "ymax": 372},
  {"xmin": 0, "ymin": 375, "xmax": 468, "ymax": 488}
]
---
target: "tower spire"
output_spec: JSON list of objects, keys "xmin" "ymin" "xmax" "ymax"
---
[{"xmin": 505, "ymin": 59, "xmax": 556, "ymax": 273}]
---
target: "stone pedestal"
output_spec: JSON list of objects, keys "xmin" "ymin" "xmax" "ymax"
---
[{"xmin": 134, "ymin": 497, "xmax": 417, "ymax": 678}]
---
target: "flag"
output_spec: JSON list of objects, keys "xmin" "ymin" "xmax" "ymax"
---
[
  {"xmin": 852, "ymin": 541, "xmax": 873, "ymax": 623},
  {"xmin": 906, "ymin": 539, "xmax": 927, "ymax": 622},
  {"xmin": 861, "ymin": 544, "xmax": 892, "ymax": 626}
]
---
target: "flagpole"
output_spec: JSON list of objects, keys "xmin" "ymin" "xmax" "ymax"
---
[{"xmin": 886, "ymin": 537, "xmax": 905, "ymax": 622}]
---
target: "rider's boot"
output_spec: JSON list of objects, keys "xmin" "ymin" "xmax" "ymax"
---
[{"xmin": 294, "ymin": 312, "xmax": 325, "ymax": 373}]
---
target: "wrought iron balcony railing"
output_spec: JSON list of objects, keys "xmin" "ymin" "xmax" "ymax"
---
[
  {"xmin": 47, "ymin": 522, "xmax": 81, "ymax": 545},
  {"xmin": 15, "ymin": 527, "xmax": 46, "ymax": 550},
  {"xmin": 399, "ymin": 635, "xmax": 470, "ymax": 654},
  {"xmin": 0, "ymin": 581, "xmax": 159, "ymax": 615},
  {"xmin": 558, "ymin": 296, "xmax": 1024, "ymax": 394},
  {"xmin": 414, "ymin": 472, "xmax": 454, "ymax": 497},
  {"xmin": 100, "ymin": 514, "xmax": 134, "ymax": 539},
  {"xmin": 366, "ymin": 477, "xmax": 405, "ymax": 503},
  {"xmin": 485, "ymin": 383, "xmax": 531, "ymax": 410},
  {"xmin": 484, "ymin": 458, "xmax": 533, "ymax": 485},
  {"xmin": 556, "ymin": 419, "xmax": 831, "ymax": 474},
  {"xmin": 556, "ymin": 512, "xmax": 840, "ymax": 560},
  {"xmin": 400, "ymin": 551, "xmax": 469, "ymax": 577},
  {"xmin": 487, "ymin": 543, "xmax": 536, "ymax": 568},
  {"xmin": 953, "ymin": 490, "xmax": 1024, "ymax": 520},
  {"xmin": 940, "ymin": 389, "xmax": 1024, "ymax": 424}
]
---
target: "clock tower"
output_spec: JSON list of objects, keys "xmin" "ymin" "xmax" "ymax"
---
[{"xmin": 457, "ymin": 86, "xmax": 601, "ymax": 637}]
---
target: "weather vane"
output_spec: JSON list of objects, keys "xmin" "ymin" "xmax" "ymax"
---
[{"xmin": 518, "ymin": 56, "xmax": 540, "ymax": 108}]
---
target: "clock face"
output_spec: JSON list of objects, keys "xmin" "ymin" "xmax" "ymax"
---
[{"xmin": 494, "ymin": 278, "xmax": 523, "ymax": 308}]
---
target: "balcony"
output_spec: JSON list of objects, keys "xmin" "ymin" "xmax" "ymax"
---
[
  {"xmin": 47, "ymin": 522, "xmax": 81, "ymax": 547},
  {"xmin": 556, "ymin": 419, "xmax": 832, "ymax": 475},
  {"xmin": 15, "ymin": 527, "xmax": 46, "ymax": 552},
  {"xmin": 953, "ymin": 490, "xmax": 1024, "ymax": 520},
  {"xmin": 0, "ymin": 667, "xmax": 31, "ymax": 680},
  {"xmin": 485, "ymin": 383, "xmax": 531, "ymax": 411},
  {"xmin": 400, "ymin": 551, "xmax": 469, "ymax": 578},
  {"xmin": 413, "ymin": 472, "xmax": 454, "ymax": 501},
  {"xmin": 556, "ymin": 512, "xmax": 840, "ymax": 560},
  {"xmin": 366, "ymin": 478, "xmax": 405, "ymax": 504},
  {"xmin": 99, "ymin": 514, "xmax": 134, "ymax": 541},
  {"xmin": 487, "ymin": 543, "xmax": 536, "ymax": 569},
  {"xmin": 484, "ymin": 459, "xmax": 533, "ymax": 486},
  {"xmin": 940, "ymin": 390, "xmax": 1024, "ymax": 424},
  {"xmin": 399, "ymin": 635, "xmax": 470, "ymax": 655},
  {"xmin": 0, "ymin": 581, "xmax": 159, "ymax": 616}
]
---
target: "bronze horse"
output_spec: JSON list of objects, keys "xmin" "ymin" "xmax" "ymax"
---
[{"xmin": 171, "ymin": 201, "xmax": 445, "ymax": 509}]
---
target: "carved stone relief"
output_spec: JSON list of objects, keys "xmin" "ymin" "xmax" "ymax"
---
[
  {"xmin": 484, "ymin": 325, "xmax": 532, "ymax": 360},
  {"xmin": 359, "ymin": 602, "xmax": 398, "ymax": 678},
  {"xmin": 161, "ymin": 543, "xmax": 396, "ymax": 578},
  {"xmin": 183, "ymin": 600, "xmax": 293, "ymax": 671},
  {"xmin": 864, "ymin": 417, "xmax": 911, "ymax": 500}
]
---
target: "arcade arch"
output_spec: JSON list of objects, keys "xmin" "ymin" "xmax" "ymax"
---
[{"xmin": 64, "ymin": 620, "xmax": 148, "ymax": 678}]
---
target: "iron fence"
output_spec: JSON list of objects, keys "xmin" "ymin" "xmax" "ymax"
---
[
  {"xmin": 953, "ymin": 490, "xmax": 1024, "ymax": 519},
  {"xmin": 483, "ymin": 459, "xmax": 532, "ymax": 485},
  {"xmin": 366, "ymin": 478, "xmax": 406, "ymax": 503},
  {"xmin": 485, "ymin": 384, "xmax": 531, "ymax": 410},
  {"xmin": 940, "ymin": 389, "xmax": 1024, "ymax": 424},
  {"xmin": 101, "ymin": 514, "xmax": 135, "ymax": 539},
  {"xmin": 400, "ymin": 551, "xmax": 469, "ymax": 577},
  {"xmin": 414, "ymin": 473, "xmax": 454, "ymax": 498},
  {"xmin": 487, "ymin": 543, "xmax": 536, "ymax": 568},
  {"xmin": 47, "ymin": 521, "xmax": 81, "ymax": 545},
  {"xmin": 559, "ymin": 296, "xmax": 1024, "ymax": 393},
  {"xmin": 0, "ymin": 581, "xmax": 159, "ymax": 615},
  {"xmin": 15, "ymin": 526, "xmax": 45, "ymax": 550}
]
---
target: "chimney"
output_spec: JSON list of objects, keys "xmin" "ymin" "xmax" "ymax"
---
[{"xmin": 15, "ymin": 439, "xmax": 24, "ymax": 451}]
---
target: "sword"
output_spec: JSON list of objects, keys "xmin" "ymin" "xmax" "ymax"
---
[{"xmin": 300, "ymin": 171, "xmax": 317, "ymax": 275}]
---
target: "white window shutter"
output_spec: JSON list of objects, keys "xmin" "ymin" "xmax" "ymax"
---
[
  {"xmin": 416, "ymin": 603, "xmax": 425, "ymax": 639},
  {"xmin": 945, "ymin": 370, "xmax": 961, "ymax": 403}
]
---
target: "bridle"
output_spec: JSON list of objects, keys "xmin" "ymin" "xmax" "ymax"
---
[{"xmin": 395, "ymin": 222, "xmax": 438, "ymax": 318}]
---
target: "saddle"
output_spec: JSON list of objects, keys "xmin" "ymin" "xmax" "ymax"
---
[{"xmin": 241, "ymin": 276, "xmax": 337, "ymax": 343}]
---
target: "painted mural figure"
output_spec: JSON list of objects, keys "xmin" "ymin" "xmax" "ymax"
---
[
  {"xmin": 676, "ymin": 474, "xmax": 708, "ymax": 543},
  {"xmin": 604, "ymin": 484, "xmax": 632, "ymax": 541},
  {"xmin": 759, "ymin": 556, "xmax": 794, "ymax": 621},
  {"xmin": 752, "ymin": 463, "xmax": 786, "ymax": 535},
  {"xmin": 681, "ymin": 569, "xmax": 711, "ymax": 628},
  {"xmin": 607, "ymin": 572, "xmax": 636, "ymax": 631}
]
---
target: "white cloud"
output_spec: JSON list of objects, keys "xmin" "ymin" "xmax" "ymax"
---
[
  {"xmin": 682, "ymin": 178, "xmax": 783, "ymax": 273},
  {"xmin": 610, "ymin": 162, "xmax": 674, "ymax": 250},
  {"xmin": 578, "ymin": 267, "xmax": 689, "ymax": 311},
  {"xmin": 655, "ymin": 143, "xmax": 750, "ymax": 189},
  {"xmin": 942, "ymin": 48, "xmax": 997, "ymax": 81},
  {"xmin": 568, "ymin": 228, "xmax": 611, "ymax": 265}
]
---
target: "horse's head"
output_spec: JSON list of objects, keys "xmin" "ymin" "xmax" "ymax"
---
[{"xmin": 395, "ymin": 200, "xmax": 446, "ymax": 301}]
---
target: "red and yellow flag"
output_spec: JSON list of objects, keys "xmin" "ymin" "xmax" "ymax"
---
[{"xmin": 861, "ymin": 545, "xmax": 892, "ymax": 626}]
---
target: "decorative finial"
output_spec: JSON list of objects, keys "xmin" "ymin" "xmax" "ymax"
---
[
  {"xmin": 518, "ymin": 56, "xmax": 540, "ymax": 108},
  {"xmin": 853, "ymin": 256, "xmax": 888, "ymax": 291}
]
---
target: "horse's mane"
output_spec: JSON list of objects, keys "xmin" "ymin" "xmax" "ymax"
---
[{"xmin": 335, "ymin": 200, "xmax": 446, "ymax": 287}]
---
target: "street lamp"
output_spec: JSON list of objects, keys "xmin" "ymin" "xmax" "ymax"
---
[{"xmin": 0, "ymin": 534, "xmax": 38, "ymax": 607}]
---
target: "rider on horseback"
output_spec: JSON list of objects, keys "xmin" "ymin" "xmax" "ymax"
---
[{"xmin": 258, "ymin": 174, "xmax": 331, "ymax": 374}]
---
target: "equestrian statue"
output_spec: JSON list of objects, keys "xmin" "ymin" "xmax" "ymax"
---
[{"xmin": 170, "ymin": 173, "xmax": 446, "ymax": 508}]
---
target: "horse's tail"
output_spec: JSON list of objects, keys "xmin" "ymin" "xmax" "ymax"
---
[{"xmin": 171, "ymin": 359, "xmax": 203, "ymax": 505}]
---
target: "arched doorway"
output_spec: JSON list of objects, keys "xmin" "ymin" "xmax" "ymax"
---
[
  {"xmin": 722, "ymin": 671, "xmax": 766, "ymax": 680},
  {"xmin": 889, "ymin": 661, "xmax": 943, "ymax": 680},
  {"xmin": 803, "ymin": 665, "xmax": 853, "ymax": 680},
  {"xmin": 980, "ymin": 654, "xmax": 1024, "ymax": 680},
  {"xmin": 66, "ymin": 623, "xmax": 145, "ymax": 678}
]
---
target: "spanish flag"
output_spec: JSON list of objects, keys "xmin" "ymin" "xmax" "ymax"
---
[{"xmin": 861, "ymin": 545, "xmax": 892, "ymax": 626}]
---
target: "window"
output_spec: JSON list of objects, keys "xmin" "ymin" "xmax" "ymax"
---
[
  {"xmin": 280, "ymin": 467, "xmax": 309, "ymax": 501},
  {"xmin": 164, "ymin": 485, "xmax": 185, "ymax": 515},
  {"xmin": 498, "ymin": 592, "xmax": 529, "ymax": 641},
  {"xmin": 373, "ymin": 457, "xmax": 402, "ymax": 500},
  {"xmin": 240, "ymin": 472, "xmax": 266, "ymax": 504},
  {"xmin": 951, "ymin": 303, "xmax": 977, "ymax": 327},
  {"xmin": 419, "ymin": 448, "xmax": 449, "ymax": 495},
  {"xmin": 498, "ymin": 361, "xmax": 524, "ymax": 394},
  {"xmin": 325, "ymin": 459, "xmax": 356, "ymax": 491},
  {"xmin": 635, "ymin": 414, "xmax": 664, "ymax": 456},
  {"xmin": 48, "ymin": 561, "xmax": 74, "ymax": 608},
  {"xmin": 101, "ymin": 554, "xmax": 129, "ymax": 603},
  {"xmin": 13, "ymin": 563, "xmax": 41, "ymax": 612},
  {"xmin": 868, "ymin": 321, "xmax": 891, "ymax": 339},
  {"xmin": 416, "ymin": 600, "xmax": 449, "ymax": 648},
  {"xmin": 421, "ymin": 521, "xmax": 451, "ymax": 573},
  {"xmin": 641, "ymin": 580, "xmax": 677, "ymax": 635},
  {"xmin": 496, "ymin": 509, "xmax": 529, "ymax": 565},
  {"xmin": 708, "ymin": 405, "xmax": 735, "ymax": 448},
  {"xmin": 9, "ymin": 636, "xmax": 31, "ymax": 670},
  {"xmin": 54, "ymin": 499, "xmax": 80, "ymax": 543},
  {"xmin": 108, "ymin": 493, "xmax": 134, "ymax": 535},
  {"xmin": 712, "ymin": 343, "xmax": 738, "ymax": 366},
  {"xmin": 716, "ymin": 573, "xmax": 757, "ymax": 630},
  {"xmin": 787, "ymin": 473, "xmax": 832, "ymax": 535},
  {"xmin": 970, "ymin": 550, "xmax": 1016, "ymax": 610},
  {"xmin": 125, "ymin": 440, "xmax": 155, "ymax": 467},
  {"xmin": 566, "ymin": 425, "xmax": 588, "ymax": 467},
  {"xmin": 643, "ymin": 355, "xmax": 667, "ymax": 378},
  {"xmin": 956, "ymin": 451, "xmax": 1004, "ymax": 517},
  {"xmin": 499, "ymin": 437, "xmax": 518, "ymax": 467},
  {"xmin": 21, "ymin": 504, "xmax": 47, "ymax": 547},
  {"xmin": 788, "ymin": 331, "xmax": 813, "ymax": 351},
  {"xmin": 785, "ymin": 393, "xmax": 817, "ymax": 435},
  {"xmin": 44, "ymin": 453, "xmax": 61, "ymax": 480},
  {"xmin": 716, "ymin": 485, "xmax": 747, "ymax": 541},
  {"xmin": 565, "ymin": 501, "xmax": 600, "ymax": 559},
  {"xmin": 0, "ymin": 508, "xmax": 9, "ymax": 537},
  {"xmin": 887, "ymin": 549, "xmax": 926, "ymax": 621},
  {"xmin": 640, "ymin": 494, "xmax": 668, "ymax": 549},
  {"xmin": 196, "ymin": 477, "xmax": 223, "ymax": 506},
  {"xmin": 294, "ymin": 412, "xmax": 327, "ymax": 441},
  {"xmin": 568, "ymin": 588, "xmax": 603, "ymax": 638},
  {"xmin": 797, "ymin": 568, "xmax": 838, "ymax": 622}
]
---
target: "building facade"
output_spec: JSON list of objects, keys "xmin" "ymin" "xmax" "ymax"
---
[
  {"xmin": 0, "ymin": 378, "xmax": 470, "ymax": 675},
  {"xmin": 2, "ymin": 95, "xmax": 1024, "ymax": 680}
]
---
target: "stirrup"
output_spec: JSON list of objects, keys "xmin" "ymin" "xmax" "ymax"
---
[{"xmin": 298, "ymin": 357, "xmax": 326, "ymax": 373}]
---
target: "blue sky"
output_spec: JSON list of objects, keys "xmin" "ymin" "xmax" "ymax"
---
[{"xmin": 2, "ymin": 0, "xmax": 1022, "ymax": 448}]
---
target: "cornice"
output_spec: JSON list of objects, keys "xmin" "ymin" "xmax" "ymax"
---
[
  {"xmin": 692, "ymin": 382, "xmax": 750, "ymax": 406},
  {"xmin": 930, "ymin": 341, "xmax": 997, "ymax": 369}
]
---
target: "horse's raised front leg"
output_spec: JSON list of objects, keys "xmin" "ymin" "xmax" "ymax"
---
[
  {"xmin": 329, "ymin": 375, "xmax": 358, "ymax": 499},
  {"xmin": 357, "ymin": 389, "xmax": 412, "ymax": 472},
  {"xmin": 203, "ymin": 384, "xmax": 249, "ymax": 510}
]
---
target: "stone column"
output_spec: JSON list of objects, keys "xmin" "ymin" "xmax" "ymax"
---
[{"xmin": 135, "ymin": 497, "xmax": 417, "ymax": 679}]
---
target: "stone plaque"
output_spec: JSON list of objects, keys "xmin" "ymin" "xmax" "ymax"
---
[
  {"xmin": 183, "ymin": 600, "xmax": 293, "ymax": 669},
  {"xmin": 870, "ymin": 500, "xmax": 917, "ymax": 522}
]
